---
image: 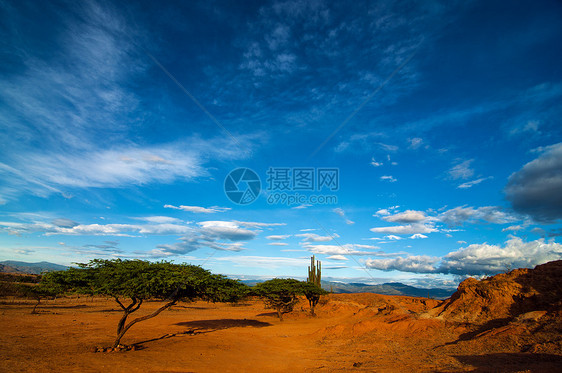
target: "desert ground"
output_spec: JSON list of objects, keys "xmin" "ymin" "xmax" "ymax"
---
[{"xmin": 1, "ymin": 288, "xmax": 561, "ymax": 372}]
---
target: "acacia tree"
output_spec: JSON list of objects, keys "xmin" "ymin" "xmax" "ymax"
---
[
  {"xmin": 253, "ymin": 278, "xmax": 304, "ymax": 321},
  {"xmin": 301, "ymin": 281, "xmax": 327, "ymax": 316},
  {"xmin": 18, "ymin": 282, "xmax": 62, "ymax": 314},
  {"xmin": 41, "ymin": 259, "xmax": 248, "ymax": 348}
]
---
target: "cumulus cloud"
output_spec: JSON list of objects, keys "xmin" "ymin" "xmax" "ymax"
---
[
  {"xmin": 383, "ymin": 210, "xmax": 426, "ymax": 223},
  {"xmin": 505, "ymin": 143, "xmax": 562, "ymax": 222},
  {"xmin": 375, "ymin": 209, "xmax": 391, "ymax": 216},
  {"xmin": 410, "ymin": 234, "xmax": 428, "ymax": 239},
  {"xmin": 438, "ymin": 237, "xmax": 562, "ymax": 275},
  {"xmin": 164, "ymin": 204, "xmax": 231, "ymax": 213},
  {"xmin": 365, "ymin": 255, "xmax": 439, "ymax": 273},
  {"xmin": 364, "ymin": 237, "xmax": 562, "ymax": 276},
  {"xmin": 268, "ymin": 242, "xmax": 289, "ymax": 246},
  {"xmin": 197, "ymin": 221, "xmax": 257, "ymax": 241}
]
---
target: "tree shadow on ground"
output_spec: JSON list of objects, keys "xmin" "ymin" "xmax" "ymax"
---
[
  {"xmin": 175, "ymin": 318, "xmax": 272, "ymax": 332},
  {"xmin": 448, "ymin": 353, "xmax": 562, "ymax": 373},
  {"xmin": 129, "ymin": 319, "xmax": 272, "ymax": 350}
]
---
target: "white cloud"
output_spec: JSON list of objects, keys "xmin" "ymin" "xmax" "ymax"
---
[
  {"xmin": 197, "ymin": 221, "xmax": 257, "ymax": 241},
  {"xmin": 363, "ymin": 237, "xmax": 562, "ymax": 276},
  {"xmin": 410, "ymin": 234, "xmax": 428, "ymax": 239},
  {"xmin": 296, "ymin": 233, "xmax": 336, "ymax": 242},
  {"xmin": 378, "ymin": 143, "xmax": 399, "ymax": 152},
  {"xmin": 333, "ymin": 208, "xmax": 345, "ymax": 217},
  {"xmin": 438, "ymin": 206, "xmax": 518, "ymax": 226},
  {"xmin": 509, "ymin": 120, "xmax": 540, "ymax": 136},
  {"xmin": 370, "ymin": 223, "xmax": 437, "ymax": 235},
  {"xmin": 383, "ymin": 210, "xmax": 426, "ymax": 223},
  {"xmin": 292, "ymin": 204, "xmax": 312, "ymax": 209},
  {"xmin": 457, "ymin": 177, "xmax": 493, "ymax": 189},
  {"xmin": 385, "ymin": 235, "xmax": 402, "ymax": 240},
  {"xmin": 333, "ymin": 207, "xmax": 355, "ymax": 225},
  {"xmin": 267, "ymin": 242, "xmax": 289, "ymax": 246},
  {"xmin": 380, "ymin": 175, "xmax": 397, "ymax": 182},
  {"xmin": 266, "ymin": 235, "xmax": 291, "ymax": 240},
  {"xmin": 370, "ymin": 157, "xmax": 383, "ymax": 167},
  {"xmin": 408, "ymin": 137, "xmax": 423, "ymax": 149},
  {"xmin": 164, "ymin": 204, "xmax": 231, "ymax": 213},
  {"xmin": 303, "ymin": 243, "xmax": 379, "ymax": 256},
  {"xmin": 234, "ymin": 221, "xmax": 286, "ymax": 228},
  {"xmin": 327, "ymin": 255, "xmax": 348, "ymax": 261},
  {"xmin": 365, "ymin": 255, "xmax": 439, "ymax": 273},
  {"xmin": 439, "ymin": 237, "xmax": 562, "ymax": 275},
  {"xmin": 135, "ymin": 216, "xmax": 182, "ymax": 224},
  {"xmin": 375, "ymin": 209, "xmax": 390, "ymax": 216},
  {"xmin": 448, "ymin": 160, "xmax": 474, "ymax": 180}
]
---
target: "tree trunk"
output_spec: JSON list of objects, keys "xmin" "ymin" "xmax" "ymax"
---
[
  {"xmin": 112, "ymin": 298, "xmax": 177, "ymax": 348},
  {"xmin": 276, "ymin": 307, "xmax": 283, "ymax": 321},
  {"xmin": 31, "ymin": 298, "xmax": 40, "ymax": 314}
]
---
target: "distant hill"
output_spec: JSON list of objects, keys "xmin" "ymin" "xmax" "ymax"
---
[
  {"xmin": 0, "ymin": 261, "xmax": 68, "ymax": 274},
  {"xmin": 239, "ymin": 279, "xmax": 454, "ymax": 299},
  {"xmin": 321, "ymin": 281, "xmax": 454, "ymax": 299}
]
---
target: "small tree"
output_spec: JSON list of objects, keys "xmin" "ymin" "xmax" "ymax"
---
[
  {"xmin": 301, "ymin": 281, "xmax": 327, "ymax": 316},
  {"xmin": 253, "ymin": 278, "xmax": 304, "ymax": 321},
  {"xmin": 18, "ymin": 282, "xmax": 61, "ymax": 314},
  {"xmin": 41, "ymin": 259, "xmax": 248, "ymax": 348}
]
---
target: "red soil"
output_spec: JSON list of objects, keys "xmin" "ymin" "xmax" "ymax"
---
[{"xmin": 1, "ymin": 261, "xmax": 561, "ymax": 372}]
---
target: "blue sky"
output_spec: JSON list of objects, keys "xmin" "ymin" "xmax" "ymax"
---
[{"xmin": 1, "ymin": 0, "xmax": 561, "ymax": 288}]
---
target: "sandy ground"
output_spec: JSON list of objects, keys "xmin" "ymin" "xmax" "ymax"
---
[{"xmin": 1, "ymin": 294, "xmax": 561, "ymax": 372}]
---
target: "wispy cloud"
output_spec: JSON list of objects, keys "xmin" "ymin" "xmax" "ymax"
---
[
  {"xmin": 380, "ymin": 175, "xmax": 397, "ymax": 182},
  {"xmin": 457, "ymin": 176, "xmax": 493, "ymax": 189},
  {"xmin": 165, "ymin": 204, "xmax": 231, "ymax": 213}
]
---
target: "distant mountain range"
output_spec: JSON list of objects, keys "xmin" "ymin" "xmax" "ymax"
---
[
  {"xmin": 0, "ymin": 260, "xmax": 68, "ymax": 274},
  {"xmin": 323, "ymin": 281, "xmax": 454, "ymax": 299},
  {"xmin": 240, "ymin": 279, "xmax": 455, "ymax": 299}
]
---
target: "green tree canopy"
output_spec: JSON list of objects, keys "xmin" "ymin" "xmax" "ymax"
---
[
  {"xmin": 40, "ymin": 259, "xmax": 249, "ymax": 348},
  {"xmin": 252, "ymin": 278, "xmax": 326, "ymax": 320},
  {"xmin": 300, "ymin": 281, "xmax": 327, "ymax": 316}
]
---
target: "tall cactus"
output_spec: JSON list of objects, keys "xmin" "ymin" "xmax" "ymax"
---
[
  {"xmin": 306, "ymin": 255, "xmax": 324, "ymax": 316},
  {"xmin": 307, "ymin": 255, "xmax": 321, "ymax": 286}
]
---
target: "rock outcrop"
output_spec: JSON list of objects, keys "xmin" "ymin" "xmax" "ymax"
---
[{"xmin": 428, "ymin": 260, "xmax": 562, "ymax": 323}]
